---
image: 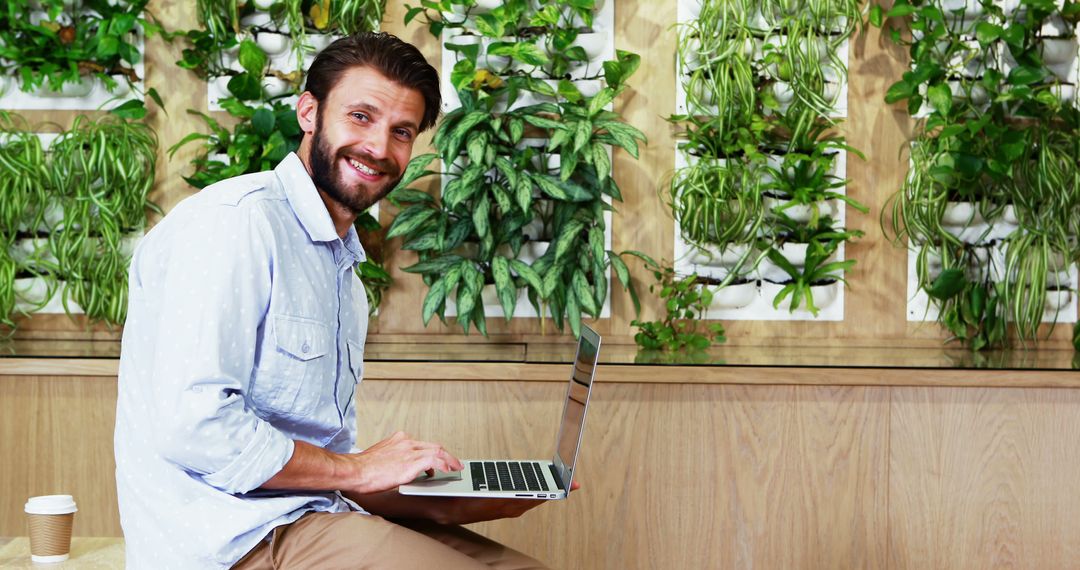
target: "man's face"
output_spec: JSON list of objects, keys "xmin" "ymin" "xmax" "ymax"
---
[{"xmin": 306, "ymin": 66, "xmax": 426, "ymax": 214}]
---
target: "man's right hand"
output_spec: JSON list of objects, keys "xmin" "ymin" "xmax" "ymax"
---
[
  {"xmin": 341, "ymin": 431, "xmax": 464, "ymax": 494},
  {"xmin": 259, "ymin": 432, "xmax": 462, "ymax": 495}
]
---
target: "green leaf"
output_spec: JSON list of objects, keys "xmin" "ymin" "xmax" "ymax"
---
[
  {"xmin": 974, "ymin": 22, "xmax": 1003, "ymax": 46},
  {"xmin": 472, "ymin": 193, "xmax": 490, "ymax": 238},
  {"xmin": 238, "ymin": 39, "xmax": 268, "ymax": 75},
  {"xmin": 146, "ymin": 88, "xmax": 166, "ymax": 115},
  {"xmin": 885, "ymin": 80, "xmax": 915, "ymax": 103},
  {"xmin": 591, "ymin": 142, "xmax": 610, "ymax": 181},
  {"xmin": 1008, "ymin": 65, "xmax": 1046, "ymax": 86},
  {"xmin": 403, "ymin": 254, "xmax": 466, "ymax": 275},
  {"xmin": 572, "ymin": 270, "xmax": 599, "ymax": 316},
  {"xmin": 886, "ymin": 3, "xmax": 917, "ymax": 17},
  {"xmin": 510, "ymin": 259, "xmax": 543, "ymax": 293},
  {"xmin": 387, "ymin": 205, "xmax": 437, "ymax": 238},
  {"xmin": 109, "ymin": 99, "xmax": 146, "ymax": 120},
  {"xmin": 531, "ymin": 172, "xmax": 570, "ymax": 200},
  {"xmin": 422, "ymin": 277, "xmax": 448, "ymax": 325},
  {"xmin": 522, "ymin": 114, "xmax": 563, "ymax": 130},
  {"xmin": 227, "ymin": 73, "xmax": 262, "ymax": 101},
  {"xmin": 566, "ymin": 286, "xmax": 583, "ymax": 338},
  {"xmin": 541, "ymin": 264, "xmax": 563, "ymax": 298},
  {"xmin": 927, "ymin": 268, "xmax": 967, "ymax": 300},
  {"xmin": 927, "ymin": 83, "xmax": 952, "ymax": 115},
  {"xmin": 252, "ymin": 108, "xmax": 275, "ymax": 137},
  {"xmin": 869, "ymin": 4, "xmax": 884, "ymax": 27},
  {"xmin": 587, "ymin": 88, "xmax": 616, "ymax": 116},
  {"xmin": 392, "ymin": 153, "xmax": 439, "ymax": 194},
  {"xmin": 492, "ymin": 256, "xmax": 516, "ymax": 319},
  {"xmin": 554, "ymin": 220, "xmax": 585, "ymax": 261}
]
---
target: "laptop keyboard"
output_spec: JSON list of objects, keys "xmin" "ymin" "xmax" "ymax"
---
[{"xmin": 470, "ymin": 461, "xmax": 550, "ymax": 492}]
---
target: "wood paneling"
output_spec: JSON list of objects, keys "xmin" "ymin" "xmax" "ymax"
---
[
  {"xmin": 889, "ymin": 387, "xmax": 1080, "ymax": 570},
  {"xmin": 354, "ymin": 380, "xmax": 889, "ymax": 569},
  {"xmin": 0, "ymin": 377, "xmax": 119, "ymax": 537}
]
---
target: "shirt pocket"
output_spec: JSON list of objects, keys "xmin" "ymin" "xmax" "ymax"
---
[
  {"xmin": 336, "ymin": 340, "xmax": 364, "ymax": 417},
  {"xmin": 251, "ymin": 314, "xmax": 333, "ymax": 420}
]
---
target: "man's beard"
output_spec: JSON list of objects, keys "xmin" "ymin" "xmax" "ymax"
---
[{"xmin": 308, "ymin": 117, "xmax": 403, "ymax": 215}]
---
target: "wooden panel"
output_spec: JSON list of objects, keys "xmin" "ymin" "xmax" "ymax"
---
[
  {"xmin": 889, "ymin": 387, "xmax": 1080, "ymax": 569},
  {"xmin": 0, "ymin": 377, "xmax": 120, "ymax": 537},
  {"xmin": 354, "ymin": 380, "xmax": 889, "ymax": 569}
]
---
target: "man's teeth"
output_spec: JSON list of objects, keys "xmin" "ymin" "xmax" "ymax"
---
[{"xmin": 349, "ymin": 158, "xmax": 380, "ymax": 176}]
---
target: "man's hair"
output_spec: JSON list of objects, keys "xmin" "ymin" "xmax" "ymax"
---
[{"xmin": 305, "ymin": 32, "xmax": 441, "ymax": 132}]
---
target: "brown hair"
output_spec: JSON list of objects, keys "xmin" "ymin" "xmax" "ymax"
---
[{"xmin": 305, "ymin": 32, "xmax": 441, "ymax": 132}]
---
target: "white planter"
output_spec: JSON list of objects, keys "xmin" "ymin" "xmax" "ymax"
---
[
  {"xmin": 10, "ymin": 238, "xmax": 57, "ymax": 265},
  {"xmin": 689, "ymin": 79, "xmax": 717, "ymax": 106},
  {"xmin": 706, "ymin": 280, "xmax": 758, "ymax": 310},
  {"xmin": 941, "ymin": 201, "xmax": 981, "ymax": 226},
  {"xmin": 947, "ymin": 80, "xmax": 989, "ymax": 105},
  {"xmin": 1039, "ymin": 37, "xmax": 1078, "ymax": 65},
  {"xmin": 306, "ymin": 34, "xmax": 337, "ymax": 53},
  {"xmin": 690, "ymin": 243, "xmax": 754, "ymax": 267},
  {"xmin": 262, "ymin": 76, "xmax": 290, "ymax": 97},
  {"xmin": 519, "ymin": 240, "xmax": 549, "ymax": 264},
  {"xmin": 762, "ymin": 279, "xmax": 839, "ymax": 312},
  {"xmin": 1002, "ymin": 204, "xmax": 1019, "ymax": 225},
  {"xmin": 1045, "ymin": 289, "xmax": 1072, "ymax": 311},
  {"xmin": 575, "ymin": 79, "xmax": 603, "ymax": 98},
  {"xmin": 473, "ymin": 0, "xmax": 502, "ymax": 12},
  {"xmin": 775, "ymin": 242, "xmax": 809, "ymax": 267},
  {"xmin": 572, "ymin": 31, "xmax": 608, "ymax": 61},
  {"xmin": 256, "ymin": 32, "xmax": 290, "ymax": 56},
  {"xmin": 1048, "ymin": 82, "xmax": 1076, "ymax": 102},
  {"xmin": 771, "ymin": 81, "xmax": 795, "ymax": 104},
  {"xmin": 37, "ymin": 77, "xmax": 95, "ymax": 98},
  {"xmin": 940, "ymin": 0, "xmax": 983, "ymax": 17},
  {"xmin": 764, "ymin": 196, "xmax": 834, "ymax": 223},
  {"xmin": 681, "ymin": 37, "xmax": 702, "ymax": 70},
  {"xmin": 105, "ymin": 74, "xmax": 130, "ymax": 97}
]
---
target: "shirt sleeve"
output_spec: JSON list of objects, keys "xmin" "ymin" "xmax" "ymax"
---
[{"xmin": 139, "ymin": 199, "xmax": 293, "ymax": 494}]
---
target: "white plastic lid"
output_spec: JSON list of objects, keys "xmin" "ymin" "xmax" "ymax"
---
[{"xmin": 24, "ymin": 495, "xmax": 77, "ymax": 515}]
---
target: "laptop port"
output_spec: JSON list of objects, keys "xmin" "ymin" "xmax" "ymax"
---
[{"xmin": 515, "ymin": 494, "xmax": 531, "ymax": 497}]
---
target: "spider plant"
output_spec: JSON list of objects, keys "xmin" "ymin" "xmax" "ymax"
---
[
  {"xmin": 0, "ymin": 113, "xmax": 51, "ymax": 236},
  {"xmin": 764, "ymin": 221, "xmax": 860, "ymax": 316}
]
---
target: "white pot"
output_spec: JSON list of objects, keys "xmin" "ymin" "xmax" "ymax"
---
[
  {"xmin": 822, "ymin": 80, "xmax": 842, "ymax": 104},
  {"xmin": 37, "ymin": 77, "xmax": 95, "ymax": 98},
  {"xmin": 941, "ymin": 201, "xmax": 981, "ymax": 226},
  {"xmin": 519, "ymin": 240, "xmax": 549, "ymax": 264},
  {"xmin": 685, "ymin": 0, "xmax": 703, "ymax": 19},
  {"xmin": 947, "ymin": 80, "xmax": 989, "ymax": 105},
  {"xmin": 690, "ymin": 243, "xmax": 754, "ymax": 267},
  {"xmin": 681, "ymin": 37, "xmax": 702, "ymax": 70},
  {"xmin": 252, "ymin": 0, "xmax": 276, "ymax": 9},
  {"xmin": 572, "ymin": 31, "xmax": 608, "ymax": 61},
  {"xmin": 772, "ymin": 81, "xmax": 795, "ymax": 104},
  {"xmin": 1045, "ymin": 289, "xmax": 1072, "ymax": 311},
  {"xmin": 764, "ymin": 196, "xmax": 834, "ymax": 223},
  {"xmin": 575, "ymin": 79, "xmax": 603, "ymax": 98},
  {"xmin": 1002, "ymin": 204, "xmax": 1019, "ymax": 224},
  {"xmin": 10, "ymin": 238, "xmax": 57, "ymax": 265},
  {"xmin": 689, "ymin": 80, "xmax": 717, "ymax": 106},
  {"xmin": 306, "ymin": 34, "xmax": 336, "ymax": 53},
  {"xmin": 1039, "ymin": 38, "xmax": 1078, "ymax": 65},
  {"xmin": 105, "ymin": 74, "xmax": 131, "ymax": 96},
  {"xmin": 940, "ymin": 0, "xmax": 983, "ymax": 17},
  {"xmin": 775, "ymin": 242, "xmax": 809, "ymax": 267},
  {"xmin": 262, "ymin": 76, "xmax": 291, "ymax": 97},
  {"xmin": 241, "ymin": 12, "xmax": 274, "ymax": 29},
  {"xmin": 707, "ymin": 281, "xmax": 758, "ymax": 310},
  {"xmin": 1048, "ymin": 82, "xmax": 1076, "ymax": 102},
  {"xmin": 256, "ymin": 32, "xmax": 290, "ymax": 56}
]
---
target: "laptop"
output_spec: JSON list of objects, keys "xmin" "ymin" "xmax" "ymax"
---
[{"xmin": 398, "ymin": 325, "xmax": 601, "ymax": 500}]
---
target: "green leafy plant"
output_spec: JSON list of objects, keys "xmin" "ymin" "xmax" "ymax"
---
[
  {"xmin": 0, "ymin": 0, "xmax": 168, "ymax": 118},
  {"xmin": 873, "ymin": 0, "xmax": 1080, "ymax": 350},
  {"xmin": 632, "ymin": 258, "xmax": 726, "ymax": 351},
  {"xmin": 392, "ymin": 0, "xmax": 653, "ymax": 338}
]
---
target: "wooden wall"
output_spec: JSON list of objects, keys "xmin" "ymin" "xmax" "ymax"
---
[
  {"xmin": 8, "ymin": 0, "xmax": 1076, "ymax": 349},
  {"xmin": 6, "ymin": 372, "xmax": 1080, "ymax": 569}
]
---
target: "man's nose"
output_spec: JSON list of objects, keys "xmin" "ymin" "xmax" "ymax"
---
[{"xmin": 362, "ymin": 128, "xmax": 390, "ymax": 159}]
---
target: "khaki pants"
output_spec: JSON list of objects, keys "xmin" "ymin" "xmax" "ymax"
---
[{"xmin": 232, "ymin": 511, "xmax": 548, "ymax": 569}]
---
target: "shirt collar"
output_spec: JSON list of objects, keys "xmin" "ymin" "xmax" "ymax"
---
[{"xmin": 274, "ymin": 153, "xmax": 367, "ymax": 264}]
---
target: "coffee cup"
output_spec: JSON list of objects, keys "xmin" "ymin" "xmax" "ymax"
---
[{"xmin": 24, "ymin": 495, "xmax": 77, "ymax": 563}]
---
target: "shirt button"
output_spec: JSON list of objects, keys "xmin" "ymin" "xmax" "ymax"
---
[{"xmin": 301, "ymin": 343, "xmax": 310, "ymax": 354}]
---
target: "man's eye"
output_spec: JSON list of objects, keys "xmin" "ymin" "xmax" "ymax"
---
[
  {"xmin": 352, "ymin": 112, "xmax": 369, "ymax": 122},
  {"xmin": 395, "ymin": 129, "xmax": 413, "ymax": 140}
]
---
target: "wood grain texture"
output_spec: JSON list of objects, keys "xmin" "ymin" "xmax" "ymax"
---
[
  {"xmin": 889, "ymin": 387, "xmax": 1080, "ymax": 570},
  {"xmin": 0, "ymin": 377, "xmax": 120, "ymax": 537},
  {"xmin": 354, "ymin": 380, "xmax": 889, "ymax": 570},
  {"xmin": 0, "ymin": 537, "xmax": 125, "ymax": 568}
]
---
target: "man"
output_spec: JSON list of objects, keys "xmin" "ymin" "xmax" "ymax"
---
[{"xmin": 115, "ymin": 32, "xmax": 555, "ymax": 569}]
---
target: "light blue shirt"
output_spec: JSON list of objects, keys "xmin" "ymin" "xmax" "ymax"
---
[{"xmin": 115, "ymin": 153, "xmax": 370, "ymax": 569}]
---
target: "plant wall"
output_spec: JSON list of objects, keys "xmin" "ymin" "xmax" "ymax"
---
[
  {"xmin": 389, "ymin": 0, "xmax": 650, "ymax": 338},
  {"xmin": 0, "ymin": 112, "xmax": 158, "ymax": 333},
  {"xmin": 0, "ymin": 0, "xmax": 162, "ymax": 117},
  {"xmin": 172, "ymin": 0, "xmax": 390, "ymax": 314},
  {"xmin": 667, "ymin": 0, "xmax": 868, "ymax": 327},
  {"xmin": 872, "ymin": 0, "xmax": 1080, "ymax": 350}
]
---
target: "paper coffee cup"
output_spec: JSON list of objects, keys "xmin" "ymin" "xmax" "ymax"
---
[{"xmin": 24, "ymin": 495, "xmax": 77, "ymax": 563}]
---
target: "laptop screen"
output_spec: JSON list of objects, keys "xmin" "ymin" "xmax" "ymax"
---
[{"xmin": 552, "ymin": 325, "xmax": 601, "ymax": 489}]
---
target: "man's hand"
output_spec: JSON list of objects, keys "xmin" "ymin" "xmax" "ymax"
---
[
  {"xmin": 341, "ymin": 431, "xmax": 464, "ymax": 495},
  {"xmin": 260, "ymin": 432, "xmax": 462, "ymax": 496}
]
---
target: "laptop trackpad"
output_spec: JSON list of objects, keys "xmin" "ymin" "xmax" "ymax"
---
[{"xmin": 410, "ymin": 469, "xmax": 463, "ymax": 484}]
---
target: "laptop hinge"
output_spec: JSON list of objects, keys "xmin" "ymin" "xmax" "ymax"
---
[{"xmin": 549, "ymin": 464, "xmax": 566, "ymax": 491}]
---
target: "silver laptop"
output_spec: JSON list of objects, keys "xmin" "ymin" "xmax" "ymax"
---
[{"xmin": 399, "ymin": 325, "xmax": 601, "ymax": 500}]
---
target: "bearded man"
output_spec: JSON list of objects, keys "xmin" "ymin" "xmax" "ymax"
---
[{"xmin": 115, "ymin": 32, "xmax": 551, "ymax": 569}]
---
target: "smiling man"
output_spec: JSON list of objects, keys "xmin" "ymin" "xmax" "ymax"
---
[{"xmin": 115, "ymin": 33, "xmax": 549, "ymax": 569}]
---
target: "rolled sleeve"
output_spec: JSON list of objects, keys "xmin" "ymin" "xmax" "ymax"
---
[{"xmin": 202, "ymin": 422, "xmax": 295, "ymax": 493}]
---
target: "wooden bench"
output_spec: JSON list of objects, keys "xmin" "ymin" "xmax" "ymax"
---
[{"xmin": 0, "ymin": 538, "xmax": 124, "ymax": 568}]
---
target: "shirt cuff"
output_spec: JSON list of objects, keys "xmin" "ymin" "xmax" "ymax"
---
[{"xmin": 201, "ymin": 420, "xmax": 295, "ymax": 494}]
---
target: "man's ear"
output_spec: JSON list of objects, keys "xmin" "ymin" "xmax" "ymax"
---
[{"xmin": 297, "ymin": 91, "xmax": 318, "ymax": 134}]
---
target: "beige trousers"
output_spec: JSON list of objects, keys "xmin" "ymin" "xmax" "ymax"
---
[{"xmin": 231, "ymin": 511, "xmax": 549, "ymax": 569}]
